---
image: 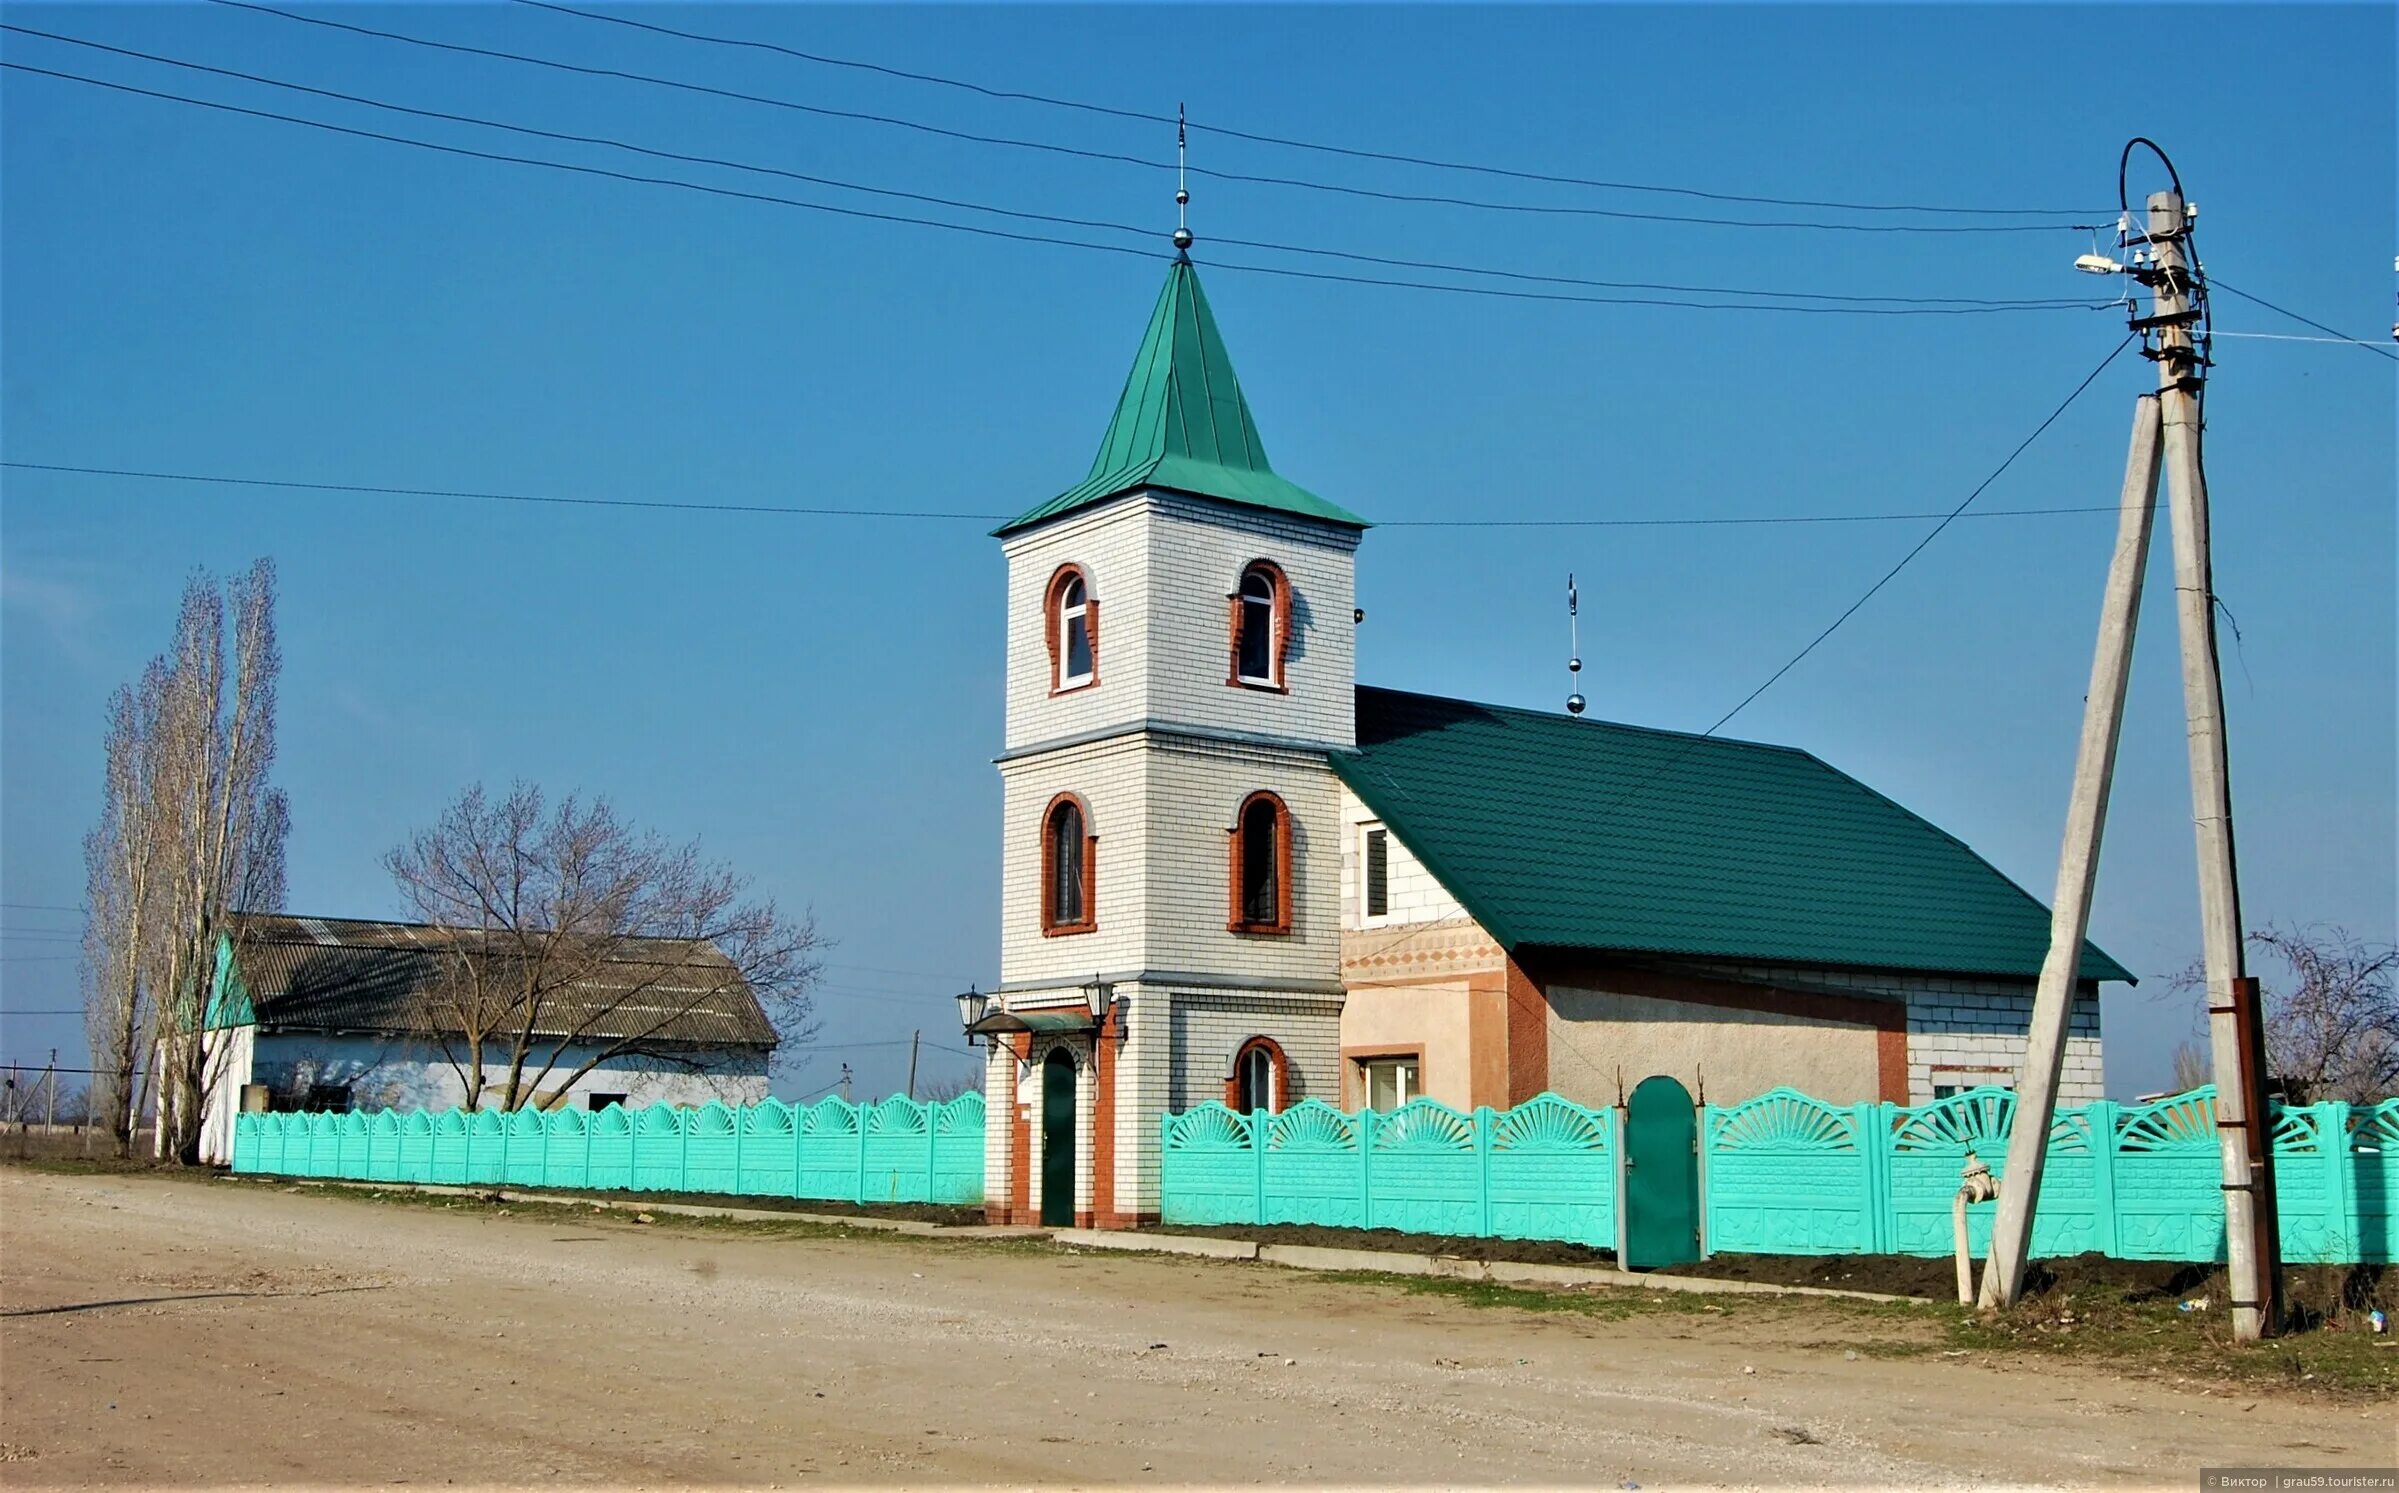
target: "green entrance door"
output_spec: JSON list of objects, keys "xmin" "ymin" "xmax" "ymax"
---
[
  {"xmin": 1625, "ymin": 1075, "xmax": 1700, "ymax": 1269},
  {"xmin": 1040, "ymin": 1048, "xmax": 1077, "ymax": 1227}
]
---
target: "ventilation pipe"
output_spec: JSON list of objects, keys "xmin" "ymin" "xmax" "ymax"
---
[{"xmin": 1954, "ymin": 1152, "xmax": 2000, "ymax": 1306}]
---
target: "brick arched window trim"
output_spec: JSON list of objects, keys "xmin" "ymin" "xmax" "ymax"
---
[
  {"xmin": 1225, "ymin": 559, "xmax": 1292, "ymax": 692},
  {"xmin": 1224, "ymin": 1036, "xmax": 1290, "ymax": 1113},
  {"xmin": 1225, "ymin": 790, "xmax": 1294, "ymax": 935},
  {"xmin": 1044, "ymin": 564, "xmax": 1099, "ymax": 696},
  {"xmin": 1040, "ymin": 792, "xmax": 1098, "ymax": 936}
]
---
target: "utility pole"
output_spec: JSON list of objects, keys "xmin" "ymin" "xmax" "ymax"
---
[
  {"xmin": 1981, "ymin": 166, "xmax": 2279, "ymax": 1341},
  {"xmin": 45, "ymin": 1050, "xmax": 58, "ymax": 1133},
  {"xmin": 839, "ymin": 1063, "xmax": 853, "ymax": 1104},
  {"xmin": 905, "ymin": 1031, "xmax": 921, "ymax": 1102},
  {"xmin": 2146, "ymin": 187, "xmax": 2279, "ymax": 1340},
  {"xmin": 1979, "ymin": 391, "xmax": 2160, "ymax": 1310}
]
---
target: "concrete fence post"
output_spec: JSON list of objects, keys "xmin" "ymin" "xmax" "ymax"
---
[
  {"xmin": 1475, "ymin": 1106, "xmax": 1495, "ymax": 1239},
  {"xmin": 2088, "ymin": 1100, "xmax": 2121, "ymax": 1257},
  {"xmin": 1359, "ymin": 1108, "xmax": 1375, "ymax": 1229}
]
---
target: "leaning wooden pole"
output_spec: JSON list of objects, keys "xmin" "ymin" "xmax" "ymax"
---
[{"xmin": 1979, "ymin": 394, "xmax": 2162, "ymax": 1309}]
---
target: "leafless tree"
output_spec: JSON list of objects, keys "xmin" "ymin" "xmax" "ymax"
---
[
  {"xmin": 2168, "ymin": 1041, "xmax": 2211, "ymax": 1095},
  {"xmin": 911, "ymin": 1070, "xmax": 982, "ymax": 1105},
  {"xmin": 2167, "ymin": 924, "xmax": 2398, "ymax": 1105},
  {"xmin": 82, "ymin": 660, "xmax": 176, "ymax": 1157},
  {"xmin": 384, "ymin": 782, "xmax": 820, "ymax": 1111},
  {"xmin": 141, "ymin": 562, "xmax": 288, "ymax": 1163}
]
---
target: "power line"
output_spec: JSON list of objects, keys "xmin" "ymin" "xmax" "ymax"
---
[
  {"xmin": 2212, "ymin": 329, "xmax": 2399, "ymax": 350},
  {"xmin": 5, "ymin": 460, "xmax": 2129, "ymax": 530},
  {"xmin": 2206, "ymin": 278, "xmax": 2399, "ymax": 364},
  {"xmin": 0, "ymin": 904, "xmax": 81, "ymax": 914},
  {"xmin": 1689, "ymin": 333, "xmax": 2136, "ymax": 740},
  {"xmin": 2, "ymin": 62, "xmax": 2106, "ymax": 318},
  {"xmin": 3, "ymin": 25, "xmax": 2100, "ymax": 313},
  {"xmin": 9, "ymin": 55, "xmax": 2120, "ymax": 319},
  {"xmin": 505, "ymin": 0, "xmax": 2103, "ymax": 220},
  {"xmin": 200, "ymin": 0, "xmax": 2092, "ymax": 237}
]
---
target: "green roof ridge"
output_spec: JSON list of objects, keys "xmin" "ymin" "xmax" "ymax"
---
[{"xmin": 994, "ymin": 258, "xmax": 1367, "ymax": 537}]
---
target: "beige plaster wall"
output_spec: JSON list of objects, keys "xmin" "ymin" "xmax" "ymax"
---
[
  {"xmin": 1545, "ymin": 985, "xmax": 1882, "ymax": 1108},
  {"xmin": 1338, "ymin": 981, "xmax": 1477, "ymax": 1110}
]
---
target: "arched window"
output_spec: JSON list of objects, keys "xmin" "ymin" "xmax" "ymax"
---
[
  {"xmin": 1041, "ymin": 794, "xmax": 1096, "ymax": 935},
  {"xmin": 1227, "ymin": 791, "xmax": 1292, "ymax": 935},
  {"xmin": 1228, "ymin": 1037, "xmax": 1287, "ymax": 1114},
  {"xmin": 1228, "ymin": 561, "xmax": 1289, "ymax": 690},
  {"xmin": 1045, "ymin": 565, "xmax": 1098, "ymax": 693}
]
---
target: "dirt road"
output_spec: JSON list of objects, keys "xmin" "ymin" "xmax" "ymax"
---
[{"xmin": 1, "ymin": 1169, "xmax": 2382, "ymax": 1488}]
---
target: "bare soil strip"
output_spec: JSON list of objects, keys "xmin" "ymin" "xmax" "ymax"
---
[{"xmin": 2, "ymin": 1168, "xmax": 2386, "ymax": 1489}]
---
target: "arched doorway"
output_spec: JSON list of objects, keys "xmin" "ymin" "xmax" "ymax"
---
[
  {"xmin": 1625, "ymin": 1074, "xmax": 1700, "ymax": 1269},
  {"xmin": 1040, "ymin": 1048, "xmax": 1077, "ymax": 1227}
]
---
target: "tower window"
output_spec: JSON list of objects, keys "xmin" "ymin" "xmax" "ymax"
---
[
  {"xmin": 1045, "ymin": 565, "xmax": 1098, "ymax": 693},
  {"xmin": 1230, "ymin": 1037, "xmax": 1287, "ymax": 1115},
  {"xmin": 1364, "ymin": 827, "xmax": 1389, "ymax": 919},
  {"xmin": 1227, "ymin": 791, "xmax": 1292, "ymax": 935},
  {"xmin": 1042, "ymin": 794, "xmax": 1096, "ymax": 935},
  {"xmin": 1229, "ymin": 561, "xmax": 1289, "ymax": 689}
]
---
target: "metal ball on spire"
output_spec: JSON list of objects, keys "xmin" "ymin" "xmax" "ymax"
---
[{"xmin": 1173, "ymin": 102, "xmax": 1193, "ymax": 257}]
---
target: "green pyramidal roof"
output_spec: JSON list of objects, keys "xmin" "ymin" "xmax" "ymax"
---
[{"xmin": 994, "ymin": 258, "xmax": 1367, "ymax": 537}]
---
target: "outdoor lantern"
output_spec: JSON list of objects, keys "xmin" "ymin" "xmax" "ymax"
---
[
  {"xmin": 955, "ymin": 985, "xmax": 988, "ymax": 1039},
  {"xmin": 1081, "ymin": 979, "xmax": 1113, "ymax": 1023}
]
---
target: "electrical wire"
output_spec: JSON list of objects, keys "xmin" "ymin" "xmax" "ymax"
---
[
  {"xmin": 0, "ymin": 63, "xmax": 2111, "ymax": 317},
  {"xmin": 2211, "ymin": 329, "xmax": 2398, "ymax": 350},
  {"xmin": 1501, "ymin": 331, "xmax": 2141, "ymax": 834},
  {"xmin": 0, "ymin": 26, "xmax": 2106, "ymax": 312},
  {"xmin": 505, "ymin": 0, "xmax": 2104, "ymax": 220},
  {"xmin": 2208, "ymin": 278, "xmax": 2399, "ymax": 365},
  {"xmin": 200, "ymin": 0, "xmax": 2095, "ymax": 237},
  {"xmin": 3, "ymin": 461, "xmax": 2130, "ymax": 530}
]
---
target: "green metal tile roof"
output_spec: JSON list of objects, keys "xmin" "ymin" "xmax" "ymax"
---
[
  {"xmin": 1334, "ymin": 687, "xmax": 2132, "ymax": 984},
  {"xmin": 994, "ymin": 258, "xmax": 1367, "ymax": 538}
]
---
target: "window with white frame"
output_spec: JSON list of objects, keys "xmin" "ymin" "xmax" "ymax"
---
[
  {"xmin": 1360, "ymin": 1056, "xmax": 1419, "ymax": 1111},
  {"xmin": 1232, "ymin": 563, "xmax": 1285, "ymax": 687},
  {"xmin": 1056, "ymin": 572, "xmax": 1094, "ymax": 688}
]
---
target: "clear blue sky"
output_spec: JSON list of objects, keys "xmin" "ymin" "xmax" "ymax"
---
[{"xmin": 3, "ymin": 3, "xmax": 2390, "ymax": 1103}]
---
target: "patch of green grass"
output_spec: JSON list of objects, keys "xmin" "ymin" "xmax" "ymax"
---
[{"xmin": 1311, "ymin": 1259, "xmax": 2395, "ymax": 1400}]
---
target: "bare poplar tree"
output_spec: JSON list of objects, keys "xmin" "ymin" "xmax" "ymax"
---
[
  {"xmin": 147, "ymin": 560, "xmax": 288, "ymax": 1163},
  {"xmin": 81, "ymin": 661, "xmax": 176, "ymax": 1157},
  {"xmin": 385, "ymin": 782, "xmax": 820, "ymax": 1111}
]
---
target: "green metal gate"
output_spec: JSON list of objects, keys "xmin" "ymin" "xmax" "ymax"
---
[
  {"xmin": 1625, "ymin": 1075, "xmax": 1699, "ymax": 1269},
  {"xmin": 1041, "ymin": 1049, "xmax": 1077, "ymax": 1227}
]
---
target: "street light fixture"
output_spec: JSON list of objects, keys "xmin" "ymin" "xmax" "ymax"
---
[{"xmin": 955, "ymin": 985, "xmax": 988, "ymax": 1045}]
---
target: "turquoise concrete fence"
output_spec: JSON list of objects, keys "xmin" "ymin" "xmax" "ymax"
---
[
  {"xmin": 1703, "ymin": 1086, "xmax": 2398, "ymax": 1264},
  {"xmin": 1160, "ymin": 1094, "xmax": 1617, "ymax": 1248},
  {"xmin": 230, "ymin": 1093, "xmax": 986, "ymax": 1206}
]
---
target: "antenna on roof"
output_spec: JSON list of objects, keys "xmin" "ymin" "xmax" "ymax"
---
[
  {"xmin": 1172, "ymin": 102, "xmax": 1194, "ymax": 259},
  {"xmin": 1565, "ymin": 574, "xmax": 1586, "ymax": 717}
]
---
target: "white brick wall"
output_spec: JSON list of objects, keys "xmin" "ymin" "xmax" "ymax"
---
[
  {"xmin": 1000, "ymin": 490, "xmax": 1360, "ymax": 756},
  {"xmin": 1001, "ymin": 495, "xmax": 1153, "ymax": 753},
  {"xmin": 1337, "ymin": 786, "xmax": 1469, "ymax": 929},
  {"xmin": 1140, "ymin": 495, "xmax": 1359, "ymax": 748}
]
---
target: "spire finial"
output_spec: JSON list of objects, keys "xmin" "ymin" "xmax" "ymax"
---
[
  {"xmin": 1172, "ymin": 102, "xmax": 1193, "ymax": 258},
  {"xmin": 1565, "ymin": 573, "xmax": 1586, "ymax": 716}
]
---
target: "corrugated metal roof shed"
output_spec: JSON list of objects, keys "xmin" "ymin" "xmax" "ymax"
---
[
  {"xmin": 1335, "ymin": 687, "xmax": 2132, "ymax": 984},
  {"xmin": 220, "ymin": 913, "xmax": 777, "ymax": 1048}
]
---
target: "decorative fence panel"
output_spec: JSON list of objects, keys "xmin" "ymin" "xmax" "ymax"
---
[
  {"xmin": 1162, "ymin": 1093, "xmax": 1616, "ymax": 1247},
  {"xmin": 1704, "ymin": 1086, "xmax": 2397, "ymax": 1264},
  {"xmin": 231, "ymin": 1092, "xmax": 986, "ymax": 1208}
]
